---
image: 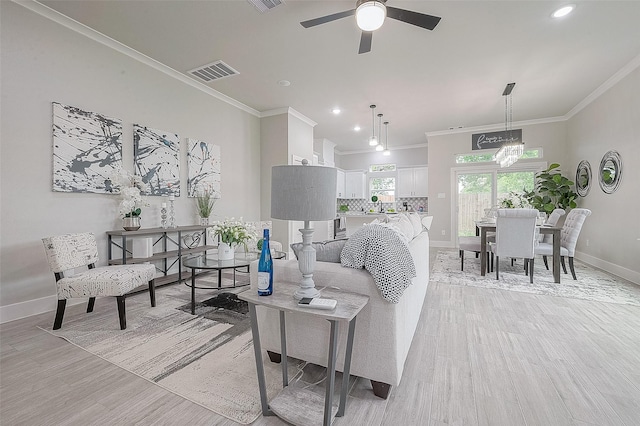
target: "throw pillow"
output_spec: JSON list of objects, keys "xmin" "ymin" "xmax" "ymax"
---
[
  {"xmin": 397, "ymin": 214, "xmax": 415, "ymax": 241},
  {"xmin": 409, "ymin": 213, "xmax": 423, "ymax": 236},
  {"xmin": 290, "ymin": 239, "xmax": 348, "ymax": 263}
]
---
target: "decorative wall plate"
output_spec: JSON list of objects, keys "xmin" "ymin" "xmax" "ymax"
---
[
  {"xmin": 598, "ymin": 150, "xmax": 623, "ymax": 194},
  {"xmin": 575, "ymin": 160, "xmax": 592, "ymax": 197}
]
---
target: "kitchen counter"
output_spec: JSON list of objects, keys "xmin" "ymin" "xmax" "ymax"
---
[{"xmin": 338, "ymin": 211, "xmax": 429, "ymax": 236}]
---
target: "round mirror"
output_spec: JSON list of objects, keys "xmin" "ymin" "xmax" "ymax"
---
[
  {"xmin": 575, "ymin": 160, "xmax": 592, "ymax": 197},
  {"xmin": 598, "ymin": 150, "xmax": 623, "ymax": 194}
]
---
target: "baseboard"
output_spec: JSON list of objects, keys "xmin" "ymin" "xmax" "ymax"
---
[
  {"xmin": 430, "ymin": 240, "xmax": 455, "ymax": 249},
  {"xmin": 575, "ymin": 251, "xmax": 640, "ymax": 285},
  {"xmin": 0, "ymin": 295, "xmax": 83, "ymax": 325}
]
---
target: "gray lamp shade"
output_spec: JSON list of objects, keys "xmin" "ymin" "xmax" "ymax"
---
[{"xmin": 271, "ymin": 165, "xmax": 337, "ymax": 221}]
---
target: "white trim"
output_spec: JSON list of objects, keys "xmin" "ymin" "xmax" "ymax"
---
[
  {"xmin": 261, "ymin": 107, "xmax": 317, "ymax": 127},
  {"xmin": 0, "ymin": 295, "xmax": 84, "ymax": 324},
  {"xmin": 575, "ymin": 251, "xmax": 640, "ymax": 285},
  {"xmin": 336, "ymin": 142, "xmax": 428, "ymax": 156},
  {"xmin": 566, "ymin": 53, "xmax": 640, "ymax": 119},
  {"xmin": 426, "ymin": 117, "xmax": 566, "ymax": 138},
  {"xmin": 14, "ymin": 0, "xmax": 261, "ymax": 117},
  {"xmin": 430, "ymin": 240, "xmax": 455, "ymax": 249}
]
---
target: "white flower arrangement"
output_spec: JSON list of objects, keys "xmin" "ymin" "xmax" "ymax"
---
[
  {"xmin": 110, "ymin": 169, "xmax": 149, "ymax": 218},
  {"xmin": 208, "ymin": 218, "xmax": 258, "ymax": 252}
]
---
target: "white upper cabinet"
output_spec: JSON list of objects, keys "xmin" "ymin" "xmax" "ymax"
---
[
  {"xmin": 336, "ymin": 169, "xmax": 346, "ymax": 198},
  {"xmin": 345, "ymin": 171, "xmax": 367, "ymax": 199},
  {"xmin": 397, "ymin": 167, "xmax": 428, "ymax": 197}
]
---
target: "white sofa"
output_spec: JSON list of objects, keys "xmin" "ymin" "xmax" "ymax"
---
[{"xmin": 249, "ymin": 225, "xmax": 429, "ymax": 399}]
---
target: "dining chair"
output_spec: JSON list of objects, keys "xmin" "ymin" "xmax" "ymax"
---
[
  {"xmin": 458, "ymin": 236, "xmax": 491, "ymax": 272},
  {"xmin": 42, "ymin": 232, "xmax": 156, "ymax": 330},
  {"xmin": 489, "ymin": 209, "xmax": 539, "ymax": 283},
  {"xmin": 535, "ymin": 208, "xmax": 591, "ymax": 280},
  {"xmin": 540, "ymin": 208, "xmax": 566, "ymax": 244}
]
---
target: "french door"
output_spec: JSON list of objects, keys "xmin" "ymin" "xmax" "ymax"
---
[{"xmin": 455, "ymin": 167, "xmax": 537, "ymax": 237}]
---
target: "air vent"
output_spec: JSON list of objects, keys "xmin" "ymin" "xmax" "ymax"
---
[
  {"xmin": 188, "ymin": 61, "xmax": 239, "ymax": 83},
  {"xmin": 247, "ymin": 0, "xmax": 284, "ymax": 13}
]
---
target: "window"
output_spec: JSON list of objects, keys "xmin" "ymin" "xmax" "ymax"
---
[
  {"xmin": 455, "ymin": 149, "xmax": 542, "ymax": 164},
  {"xmin": 369, "ymin": 164, "xmax": 396, "ymax": 201},
  {"xmin": 370, "ymin": 164, "xmax": 396, "ymax": 172}
]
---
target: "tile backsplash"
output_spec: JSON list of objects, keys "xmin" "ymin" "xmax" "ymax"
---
[{"xmin": 338, "ymin": 197, "xmax": 428, "ymax": 214}]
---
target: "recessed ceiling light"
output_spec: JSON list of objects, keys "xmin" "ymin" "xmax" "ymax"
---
[
  {"xmin": 354, "ymin": 125, "xmax": 361, "ymax": 131},
  {"xmin": 278, "ymin": 80, "xmax": 290, "ymax": 86},
  {"xmin": 332, "ymin": 108, "xmax": 341, "ymax": 115},
  {"xmin": 552, "ymin": 4, "xmax": 575, "ymax": 18}
]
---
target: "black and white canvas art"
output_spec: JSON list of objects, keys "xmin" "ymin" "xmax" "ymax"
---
[
  {"xmin": 133, "ymin": 124, "xmax": 180, "ymax": 196},
  {"xmin": 187, "ymin": 138, "xmax": 221, "ymax": 197},
  {"xmin": 52, "ymin": 102, "xmax": 123, "ymax": 193}
]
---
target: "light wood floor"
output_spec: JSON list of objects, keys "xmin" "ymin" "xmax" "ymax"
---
[{"xmin": 2, "ymin": 250, "xmax": 640, "ymax": 425}]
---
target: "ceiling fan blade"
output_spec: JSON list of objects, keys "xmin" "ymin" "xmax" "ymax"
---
[
  {"xmin": 386, "ymin": 6, "xmax": 441, "ymax": 30},
  {"xmin": 300, "ymin": 9, "xmax": 355, "ymax": 28},
  {"xmin": 358, "ymin": 31, "xmax": 372, "ymax": 54}
]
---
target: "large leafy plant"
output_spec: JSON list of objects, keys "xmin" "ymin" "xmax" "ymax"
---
[{"xmin": 523, "ymin": 163, "xmax": 578, "ymax": 214}]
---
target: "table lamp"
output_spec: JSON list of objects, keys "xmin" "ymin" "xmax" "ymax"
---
[{"xmin": 271, "ymin": 160, "xmax": 337, "ymax": 300}]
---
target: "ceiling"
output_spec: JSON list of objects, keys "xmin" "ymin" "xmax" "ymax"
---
[{"xmin": 39, "ymin": 0, "xmax": 640, "ymax": 154}]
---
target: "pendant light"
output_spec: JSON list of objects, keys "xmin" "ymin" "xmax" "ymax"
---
[
  {"xmin": 375, "ymin": 113, "xmax": 384, "ymax": 151},
  {"xmin": 383, "ymin": 121, "xmax": 391, "ymax": 156},
  {"xmin": 368, "ymin": 105, "xmax": 378, "ymax": 146}
]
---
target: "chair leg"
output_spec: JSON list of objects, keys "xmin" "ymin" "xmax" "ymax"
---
[
  {"xmin": 460, "ymin": 250, "xmax": 464, "ymax": 271},
  {"xmin": 529, "ymin": 258, "xmax": 534, "ymax": 284},
  {"xmin": 543, "ymin": 256, "xmax": 549, "ymax": 270},
  {"xmin": 524, "ymin": 259, "xmax": 529, "ymax": 276},
  {"xmin": 568, "ymin": 257, "xmax": 577, "ymax": 280},
  {"xmin": 149, "ymin": 279, "xmax": 156, "ymax": 307},
  {"xmin": 561, "ymin": 256, "xmax": 568, "ymax": 274},
  {"xmin": 495, "ymin": 256, "xmax": 500, "ymax": 280},
  {"xmin": 117, "ymin": 296, "xmax": 126, "ymax": 330},
  {"xmin": 87, "ymin": 297, "xmax": 96, "ymax": 313},
  {"xmin": 53, "ymin": 300, "xmax": 67, "ymax": 330},
  {"xmin": 490, "ymin": 253, "xmax": 494, "ymax": 272},
  {"xmin": 511, "ymin": 258, "xmax": 515, "ymax": 267}
]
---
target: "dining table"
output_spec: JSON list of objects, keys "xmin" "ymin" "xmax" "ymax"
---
[{"xmin": 476, "ymin": 221, "xmax": 562, "ymax": 283}]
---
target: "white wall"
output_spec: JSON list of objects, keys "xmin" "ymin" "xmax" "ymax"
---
[
  {"xmin": 0, "ymin": 2, "xmax": 262, "ymax": 320},
  {"xmin": 565, "ymin": 68, "xmax": 640, "ymax": 281}
]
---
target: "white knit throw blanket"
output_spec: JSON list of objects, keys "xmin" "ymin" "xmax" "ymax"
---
[{"xmin": 340, "ymin": 224, "xmax": 416, "ymax": 303}]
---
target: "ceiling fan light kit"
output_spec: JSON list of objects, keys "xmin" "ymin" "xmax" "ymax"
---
[
  {"xmin": 300, "ymin": 0, "xmax": 441, "ymax": 54},
  {"xmin": 356, "ymin": 1, "xmax": 387, "ymax": 31}
]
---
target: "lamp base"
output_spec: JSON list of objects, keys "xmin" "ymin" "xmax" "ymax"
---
[{"xmin": 293, "ymin": 286, "xmax": 321, "ymax": 300}]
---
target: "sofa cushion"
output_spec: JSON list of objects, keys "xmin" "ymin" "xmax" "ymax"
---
[
  {"xmin": 290, "ymin": 239, "xmax": 348, "ymax": 263},
  {"xmin": 397, "ymin": 214, "xmax": 415, "ymax": 241},
  {"xmin": 408, "ymin": 213, "xmax": 423, "ymax": 235}
]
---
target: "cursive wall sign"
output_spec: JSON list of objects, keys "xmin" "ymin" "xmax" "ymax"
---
[{"xmin": 471, "ymin": 129, "xmax": 522, "ymax": 150}]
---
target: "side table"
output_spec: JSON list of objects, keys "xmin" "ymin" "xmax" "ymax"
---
[{"xmin": 238, "ymin": 283, "xmax": 369, "ymax": 426}]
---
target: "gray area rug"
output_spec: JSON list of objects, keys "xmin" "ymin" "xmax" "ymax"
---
[
  {"xmin": 38, "ymin": 274, "xmax": 304, "ymax": 424},
  {"xmin": 431, "ymin": 250, "xmax": 640, "ymax": 306}
]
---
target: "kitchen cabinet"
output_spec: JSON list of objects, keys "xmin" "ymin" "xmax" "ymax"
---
[
  {"xmin": 397, "ymin": 167, "xmax": 428, "ymax": 197},
  {"xmin": 336, "ymin": 169, "xmax": 346, "ymax": 198},
  {"xmin": 345, "ymin": 171, "xmax": 367, "ymax": 199}
]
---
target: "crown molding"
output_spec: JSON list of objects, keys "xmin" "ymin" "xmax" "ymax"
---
[
  {"xmin": 336, "ymin": 142, "xmax": 428, "ymax": 156},
  {"xmin": 261, "ymin": 107, "xmax": 317, "ymax": 127},
  {"xmin": 15, "ymin": 0, "xmax": 261, "ymax": 117},
  {"xmin": 425, "ymin": 116, "xmax": 567, "ymax": 138},
  {"xmin": 565, "ymin": 52, "xmax": 640, "ymax": 119}
]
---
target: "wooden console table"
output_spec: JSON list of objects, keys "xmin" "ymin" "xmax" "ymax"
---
[
  {"xmin": 239, "ymin": 283, "xmax": 369, "ymax": 426},
  {"xmin": 106, "ymin": 225, "xmax": 215, "ymax": 287}
]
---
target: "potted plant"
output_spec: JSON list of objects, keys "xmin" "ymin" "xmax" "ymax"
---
[
  {"xmin": 110, "ymin": 169, "xmax": 149, "ymax": 230},
  {"xmin": 208, "ymin": 218, "xmax": 258, "ymax": 260},
  {"xmin": 195, "ymin": 188, "xmax": 218, "ymax": 226},
  {"xmin": 522, "ymin": 163, "xmax": 578, "ymax": 214}
]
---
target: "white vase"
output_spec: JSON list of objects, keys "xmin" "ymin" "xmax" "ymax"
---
[{"xmin": 218, "ymin": 242, "xmax": 235, "ymax": 260}]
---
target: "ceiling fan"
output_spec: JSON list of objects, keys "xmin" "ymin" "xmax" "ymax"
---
[{"xmin": 300, "ymin": 0, "xmax": 441, "ymax": 54}]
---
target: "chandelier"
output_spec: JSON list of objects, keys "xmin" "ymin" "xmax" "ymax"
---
[{"xmin": 494, "ymin": 82, "xmax": 524, "ymax": 168}]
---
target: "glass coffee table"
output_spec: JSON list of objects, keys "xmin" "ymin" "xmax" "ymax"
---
[{"xmin": 182, "ymin": 251, "xmax": 286, "ymax": 314}]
